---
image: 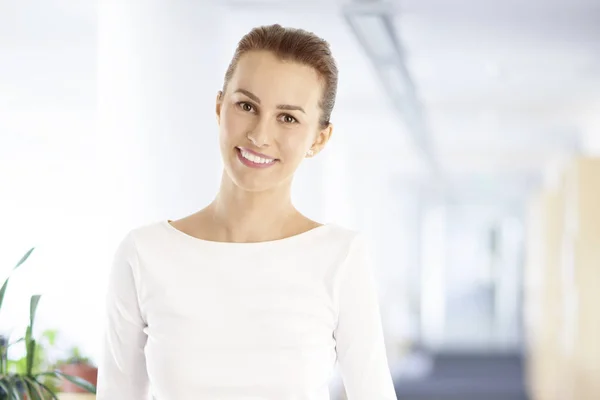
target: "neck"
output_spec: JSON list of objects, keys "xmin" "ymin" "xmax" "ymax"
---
[{"xmin": 208, "ymin": 172, "xmax": 299, "ymax": 242}]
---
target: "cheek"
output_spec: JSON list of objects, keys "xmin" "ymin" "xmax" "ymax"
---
[
  {"xmin": 278, "ymin": 129, "xmax": 313, "ymax": 160},
  {"xmin": 220, "ymin": 108, "xmax": 248, "ymax": 142}
]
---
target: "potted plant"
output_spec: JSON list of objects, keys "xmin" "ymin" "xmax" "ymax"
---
[
  {"xmin": 6, "ymin": 329, "xmax": 62, "ymax": 394},
  {"xmin": 54, "ymin": 347, "xmax": 97, "ymax": 393},
  {"xmin": 0, "ymin": 248, "xmax": 96, "ymax": 399}
]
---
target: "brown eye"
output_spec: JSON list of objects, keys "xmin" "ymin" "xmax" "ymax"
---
[
  {"xmin": 239, "ymin": 102, "xmax": 254, "ymax": 112},
  {"xmin": 282, "ymin": 114, "xmax": 297, "ymax": 124}
]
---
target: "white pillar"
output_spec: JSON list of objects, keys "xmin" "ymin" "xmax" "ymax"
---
[
  {"xmin": 98, "ymin": 1, "xmax": 229, "ymax": 232},
  {"xmin": 583, "ymin": 130, "xmax": 600, "ymax": 156},
  {"xmin": 581, "ymin": 101, "xmax": 600, "ymax": 156},
  {"xmin": 321, "ymin": 123, "xmax": 357, "ymax": 227},
  {"xmin": 292, "ymin": 153, "xmax": 326, "ymax": 222}
]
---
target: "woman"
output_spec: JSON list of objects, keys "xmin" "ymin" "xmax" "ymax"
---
[{"xmin": 97, "ymin": 24, "xmax": 397, "ymax": 399}]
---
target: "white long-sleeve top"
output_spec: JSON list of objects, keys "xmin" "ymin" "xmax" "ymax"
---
[{"xmin": 97, "ymin": 221, "xmax": 397, "ymax": 400}]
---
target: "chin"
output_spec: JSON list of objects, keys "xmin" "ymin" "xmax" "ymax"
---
[
  {"xmin": 227, "ymin": 171, "xmax": 281, "ymax": 193},
  {"xmin": 222, "ymin": 159, "xmax": 281, "ymax": 194}
]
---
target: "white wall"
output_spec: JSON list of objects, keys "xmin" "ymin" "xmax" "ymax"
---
[{"xmin": 0, "ymin": 0, "xmax": 99, "ymax": 355}]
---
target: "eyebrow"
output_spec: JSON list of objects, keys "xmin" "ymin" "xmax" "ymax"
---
[{"xmin": 234, "ymin": 88, "xmax": 306, "ymax": 114}]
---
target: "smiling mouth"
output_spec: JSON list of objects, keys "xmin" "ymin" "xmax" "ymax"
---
[{"xmin": 236, "ymin": 147, "xmax": 279, "ymax": 168}]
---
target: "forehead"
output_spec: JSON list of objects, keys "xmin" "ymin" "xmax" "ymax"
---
[{"xmin": 229, "ymin": 51, "xmax": 323, "ymax": 110}]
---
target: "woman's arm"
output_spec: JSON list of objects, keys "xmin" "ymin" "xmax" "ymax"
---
[
  {"xmin": 333, "ymin": 235, "xmax": 397, "ymax": 399},
  {"xmin": 97, "ymin": 232, "xmax": 151, "ymax": 399}
]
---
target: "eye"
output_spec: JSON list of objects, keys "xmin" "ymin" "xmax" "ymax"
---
[
  {"xmin": 280, "ymin": 114, "xmax": 298, "ymax": 124},
  {"xmin": 237, "ymin": 102, "xmax": 255, "ymax": 113}
]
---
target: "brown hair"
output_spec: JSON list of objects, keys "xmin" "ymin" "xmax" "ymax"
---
[{"xmin": 222, "ymin": 24, "xmax": 338, "ymax": 128}]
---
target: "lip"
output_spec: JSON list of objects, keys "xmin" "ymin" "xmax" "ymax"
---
[{"xmin": 236, "ymin": 147, "xmax": 279, "ymax": 169}]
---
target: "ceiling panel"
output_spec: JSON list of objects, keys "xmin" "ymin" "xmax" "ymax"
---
[{"xmin": 387, "ymin": 0, "xmax": 600, "ymax": 178}]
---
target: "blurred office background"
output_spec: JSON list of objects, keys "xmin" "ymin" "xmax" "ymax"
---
[{"xmin": 1, "ymin": 0, "xmax": 599, "ymax": 399}]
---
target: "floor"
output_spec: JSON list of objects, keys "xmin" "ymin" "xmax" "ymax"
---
[{"xmin": 393, "ymin": 351, "xmax": 530, "ymax": 400}]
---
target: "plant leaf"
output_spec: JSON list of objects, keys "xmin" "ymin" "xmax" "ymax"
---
[
  {"xmin": 15, "ymin": 376, "xmax": 32, "ymax": 400},
  {"xmin": 0, "ymin": 278, "xmax": 9, "ymax": 319},
  {"xmin": 9, "ymin": 376, "xmax": 22, "ymax": 400},
  {"xmin": 0, "ymin": 248, "xmax": 35, "ymax": 314},
  {"xmin": 14, "ymin": 248, "xmax": 36, "ymax": 270},
  {"xmin": 9, "ymin": 337, "xmax": 25, "ymax": 347},
  {"xmin": 37, "ymin": 370, "xmax": 96, "ymax": 394},
  {"xmin": 23, "ymin": 379, "xmax": 35, "ymax": 400},
  {"xmin": 0, "ymin": 378, "xmax": 10, "ymax": 396},
  {"xmin": 26, "ymin": 339, "xmax": 36, "ymax": 377},
  {"xmin": 56, "ymin": 371, "xmax": 97, "ymax": 394},
  {"xmin": 25, "ymin": 295, "xmax": 41, "ymax": 376},
  {"xmin": 29, "ymin": 295, "xmax": 41, "ymax": 329},
  {"xmin": 34, "ymin": 378, "xmax": 59, "ymax": 400},
  {"xmin": 36, "ymin": 372, "xmax": 61, "ymax": 396},
  {"xmin": 24, "ymin": 377, "xmax": 45, "ymax": 400},
  {"xmin": 0, "ymin": 337, "xmax": 6, "ymax": 375},
  {"xmin": 42, "ymin": 330, "xmax": 57, "ymax": 346},
  {"xmin": 24, "ymin": 328, "xmax": 32, "ymax": 363},
  {"xmin": 1, "ymin": 374, "xmax": 17, "ymax": 399}
]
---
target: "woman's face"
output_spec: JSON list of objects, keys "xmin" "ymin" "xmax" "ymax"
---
[{"xmin": 216, "ymin": 50, "xmax": 332, "ymax": 192}]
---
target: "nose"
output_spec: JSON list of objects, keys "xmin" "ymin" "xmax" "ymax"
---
[{"xmin": 246, "ymin": 117, "xmax": 271, "ymax": 148}]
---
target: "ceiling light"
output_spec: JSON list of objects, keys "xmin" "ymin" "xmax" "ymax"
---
[
  {"xmin": 380, "ymin": 65, "xmax": 411, "ymax": 99},
  {"xmin": 349, "ymin": 14, "xmax": 397, "ymax": 61}
]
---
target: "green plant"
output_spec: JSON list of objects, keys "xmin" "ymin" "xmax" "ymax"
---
[
  {"xmin": 0, "ymin": 248, "xmax": 96, "ymax": 399},
  {"xmin": 55, "ymin": 346, "xmax": 92, "ymax": 367},
  {"xmin": 8, "ymin": 329, "xmax": 56, "ymax": 373},
  {"xmin": 7, "ymin": 329, "xmax": 61, "ymax": 393}
]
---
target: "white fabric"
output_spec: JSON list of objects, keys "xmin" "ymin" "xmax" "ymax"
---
[{"xmin": 97, "ymin": 221, "xmax": 397, "ymax": 400}]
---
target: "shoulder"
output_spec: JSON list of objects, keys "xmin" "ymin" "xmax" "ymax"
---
[
  {"xmin": 129, "ymin": 220, "xmax": 172, "ymax": 241},
  {"xmin": 321, "ymin": 223, "xmax": 369, "ymax": 251},
  {"xmin": 326, "ymin": 226, "xmax": 376, "ymax": 302},
  {"xmin": 310, "ymin": 224, "xmax": 372, "ymax": 269},
  {"xmin": 115, "ymin": 220, "xmax": 174, "ymax": 256},
  {"xmin": 110, "ymin": 221, "xmax": 178, "ymax": 280}
]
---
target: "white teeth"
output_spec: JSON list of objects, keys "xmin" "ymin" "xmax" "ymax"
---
[{"xmin": 240, "ymin": 149, "xmax": 274, "ymax": 164}]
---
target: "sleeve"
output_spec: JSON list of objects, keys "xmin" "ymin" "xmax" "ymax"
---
[
  {"xmin": 333, "ymin": 235, "xmax": 397, "ymax": 399},
  {"xmin": 96, "ymin": 232, "xmax": 151, "ymax": 399}
]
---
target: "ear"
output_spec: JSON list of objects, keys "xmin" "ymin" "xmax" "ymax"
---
[
  {"xmin": 216, "ymin": 91, "xmax": 223, "ymax": 125},
  {"xmin": 307, "ymin": 123, "xmax": 333, "ymax": 158}
]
